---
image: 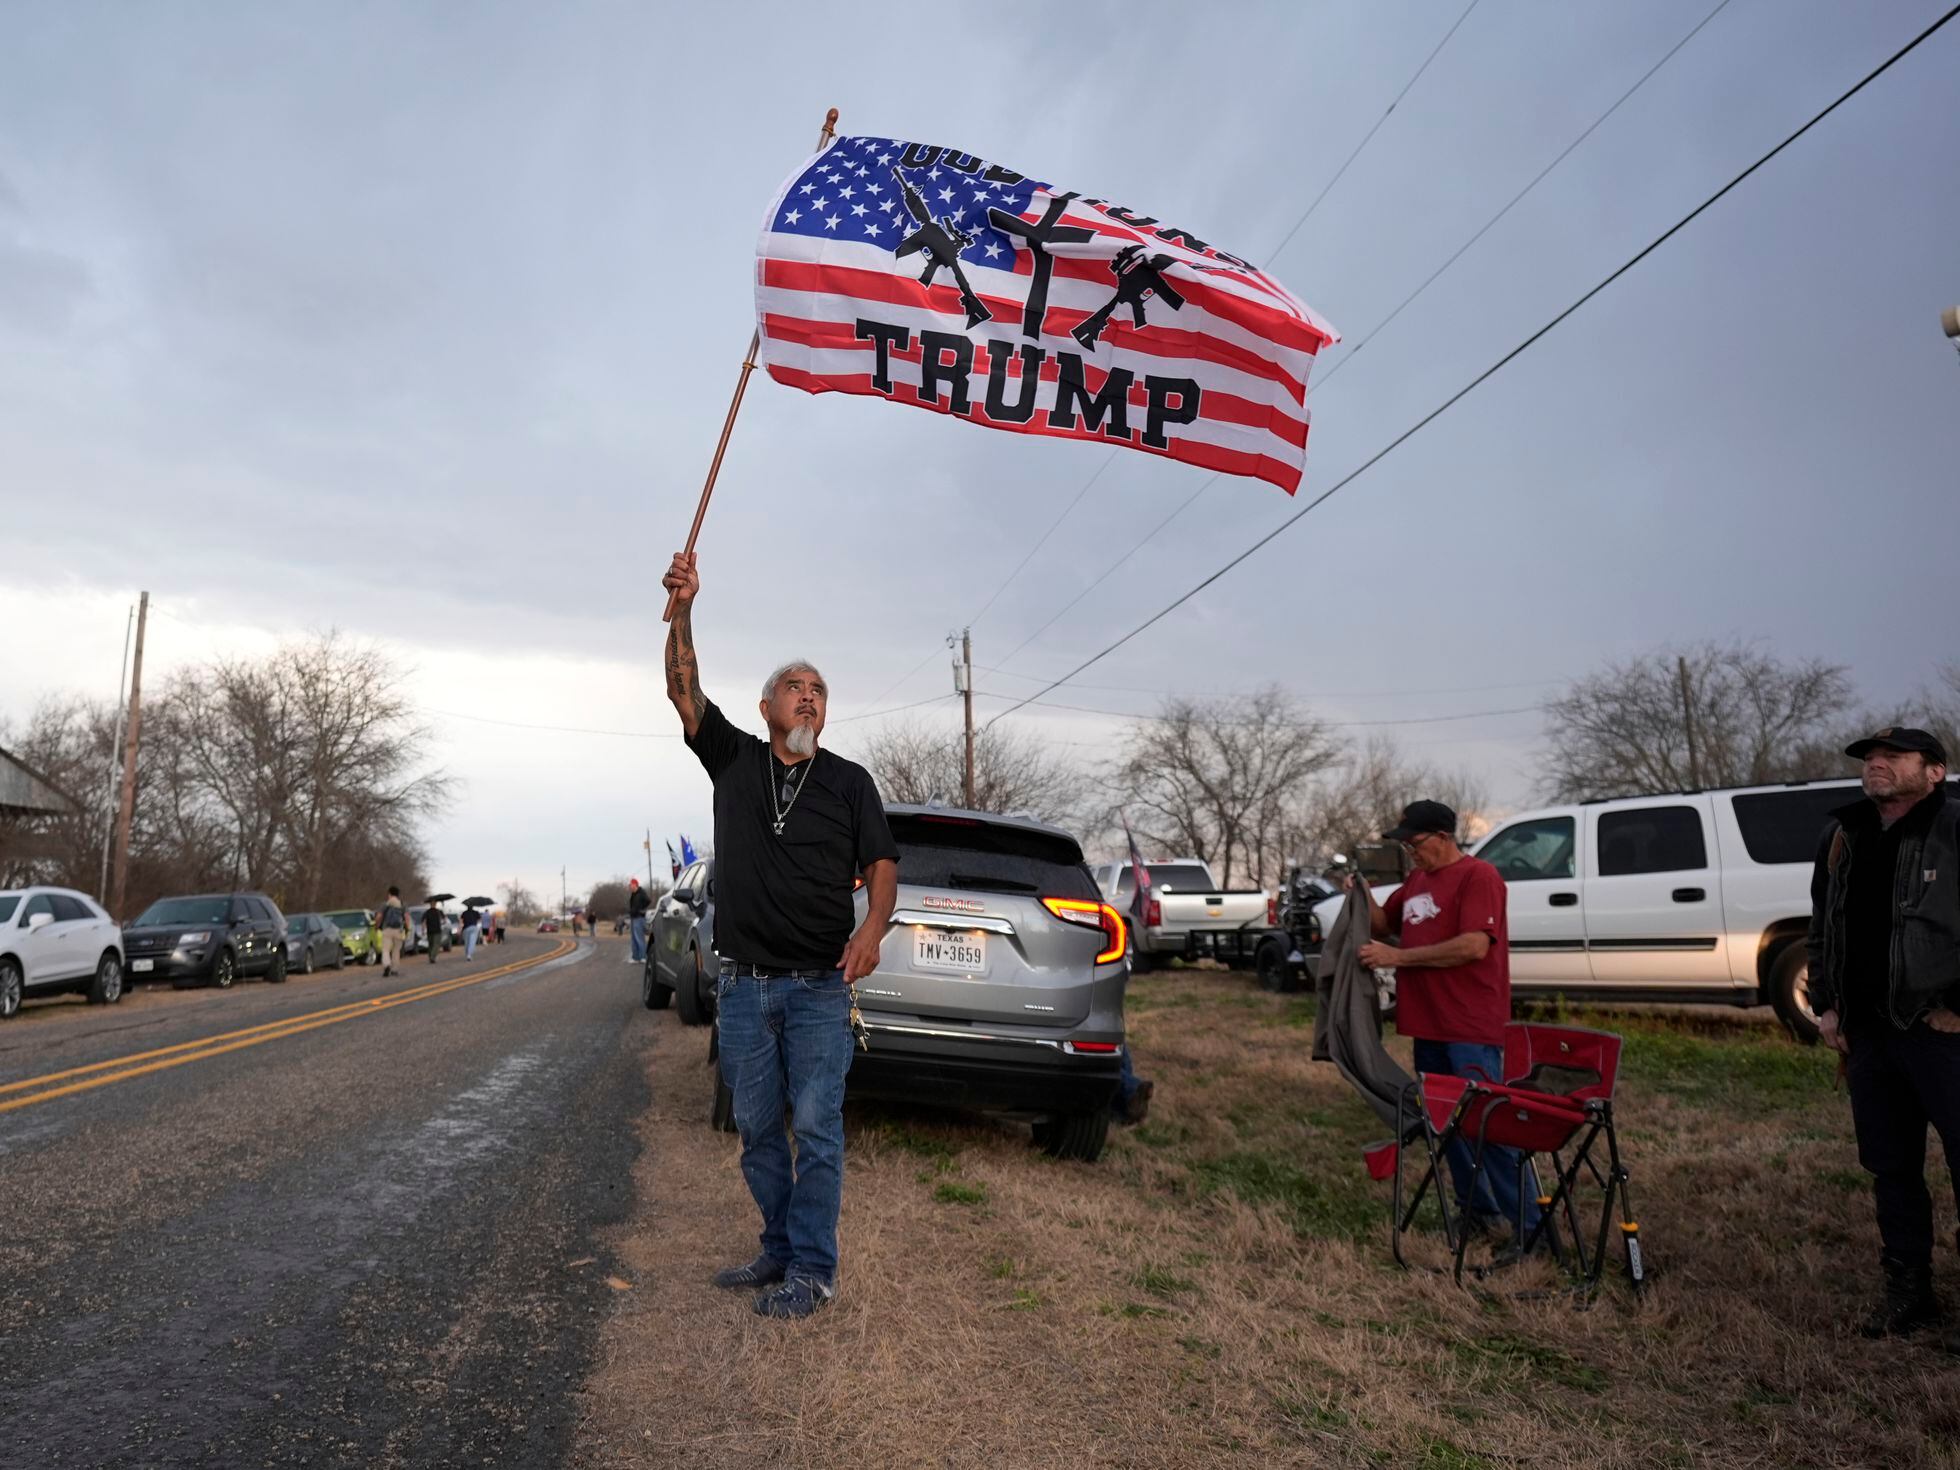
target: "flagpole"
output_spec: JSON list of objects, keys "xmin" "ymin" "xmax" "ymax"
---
[{"xmin": 663, "ymin": 105, "xmax": 840, "ymax": 623}]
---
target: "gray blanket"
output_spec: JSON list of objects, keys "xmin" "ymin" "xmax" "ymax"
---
[{"xmin": 1312, "ymin": 884, "xmax": 1416, "ymax": 1129}]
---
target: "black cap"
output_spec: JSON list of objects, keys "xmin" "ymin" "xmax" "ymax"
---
[
  {"xmin": 1845, "ymin": 726, "xmax": 1948, "ymax": 764},
  {"xmin": 1383, "ymin": 800, "xmax": 1458, "ymax": 842}
]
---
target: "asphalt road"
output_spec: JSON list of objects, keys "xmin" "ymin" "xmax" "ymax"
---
[{"xmin": 0, "ymin": 933, "xmax": 652, "ymax": 1468}]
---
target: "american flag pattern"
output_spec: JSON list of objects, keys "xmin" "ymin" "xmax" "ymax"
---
[{"xmin": 754, "ymin": 135, "xmax": 1338, "ymax": 493}]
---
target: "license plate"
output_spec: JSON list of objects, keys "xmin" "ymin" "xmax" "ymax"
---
[
  {"xmin": 131, "ymin": 959, "xmax": 154, "ymax": 972},
  {"xmin": 913, "ymin": 928, "xmax": 986, "ymax": 975}
]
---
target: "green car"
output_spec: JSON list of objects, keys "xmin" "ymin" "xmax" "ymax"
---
[{"xmin": 323, "ymin": 908, "xmax": 381, "ymax": 966}]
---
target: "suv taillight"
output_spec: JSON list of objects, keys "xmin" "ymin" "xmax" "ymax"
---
[
  {"xmin": 1266, "ymin": 894, "xmax": 1279, "ymax": 927},
  {"xmin": 1041, "ymin": 897, "xmax": 1127, "ymax": 965},
  {"xmin": 1145, "ymin": 897, "xmax": 1161, "ymax": 929}
]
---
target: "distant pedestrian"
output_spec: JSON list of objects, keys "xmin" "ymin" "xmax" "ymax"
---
[
  {"xmin": 664, "ymin": 548, "xmax": 898, "ymax": 1320},
  {"xmin": 376, "ymin": 886, "xmax": 408, "ymax": 976},
  {"xmin": 628, "ymin": 877, "xmax": 652, "ymax": 965},
  {"xmin": 1356, "ymin": 800, "xmax": 1541, "ymax": 1261},
  {"xmin": 1808, "ymin": 726, "xmax": 1960, "ymax": 1346},
  {"xmin": 495, "ymin": 909, "xmax": 507, "ymax": 943},
  {"xmin": 461, "ymin": 902, "xmax": 482, "ymax": 960},
  {"xmin": 422, "ymin": 902, "xmax": 443, "ymax": 965}
]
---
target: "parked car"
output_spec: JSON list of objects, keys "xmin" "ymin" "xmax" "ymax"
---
[
  {"xmin": 121, "ymin": 891, "xmax": 288, "ymax": 990},
  {"xmin": 537, "ymin": 918, "xmax": 559, "ymax": 933},
  {"xmin": 284, "ymin": 913, "xmax": 345, "ymax": 973},
  {"xmin": 321, "ymin": 908, "xmax": 380, "ymax": 965},
  {"xmin": 708, "ymin": 805, "xmax": 1131, "ymax": 1161},
  {"xmin": 647, "ymin": 858, "xmax": 716, "ymax": 1024},
  {"xmin": 0, "ymin": 886, "xmax": 127, "ymax": 1018},
  {"xmin": 1092, "ymin": 859, "xmax": 1273, "ymax": 970},
  {"xmin": 1307, "ymin": 776, "xmax": 1953, "ymax": 1044}
]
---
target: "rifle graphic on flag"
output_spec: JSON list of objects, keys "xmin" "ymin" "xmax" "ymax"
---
[{"xmin": 661, "ymin": 109, "xmax": 1336, "ymax": 621}]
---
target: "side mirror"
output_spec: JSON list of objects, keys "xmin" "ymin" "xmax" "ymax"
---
[
  {"xmin": 26, "ymin": 911, "xmax": 53, "ymax": 932},
  {"xmin": 671, "ymin": 888, "xmax": 695, "ymax": 905}
]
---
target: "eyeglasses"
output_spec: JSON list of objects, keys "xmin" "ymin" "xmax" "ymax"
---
[{"xmin": 1399, "ymin": 832, "xmax": 1440, "ymax": 854}]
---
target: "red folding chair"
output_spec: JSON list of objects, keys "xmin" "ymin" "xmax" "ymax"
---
[{"xmin": 1381, "ymin": 1023, "xmax": 1645, "ymax": 1294}]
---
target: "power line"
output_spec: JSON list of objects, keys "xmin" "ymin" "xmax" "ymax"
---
[
  {"xmin": 868, "ymin": 5, "xmax": 1482, "ymax": 699},
  {"xmin": 982, "ymin": 2, "xmax": 1960, "ymax": 729},
  {"xmin": 986, "ymin": 0, "xmax": 1734, "ymax": 677},
  {"xmin": 1308, "ymin": 0, "xmax": 1734, "ymax": 397},
  {"xmin": 828, "ymin": 693, "xmax": 959, "ymax": 726},
  {"xmin": 972, "ymin": 690, "xmax": 1545, "ymax": 728},
  {"xmin": 1262, "ymin": 0, "xmax": 1484, "ymax": 266}
]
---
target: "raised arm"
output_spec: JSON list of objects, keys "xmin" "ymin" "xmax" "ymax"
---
[{"xmin": 662, "ymin": 551, "xmax": 707, "ymax": 740}]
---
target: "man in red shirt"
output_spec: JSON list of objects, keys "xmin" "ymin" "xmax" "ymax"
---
[{"xmin": 1358, "ymin": 800, "xmax": 1541, "ymax": 1255}]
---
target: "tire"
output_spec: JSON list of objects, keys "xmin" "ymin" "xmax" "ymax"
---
[
  {"xmin": 0, "ymin": 959, "xmax": 21, "ymax": 1019},
  {"xmin": 1033, "ymin": 1109, "xmax": 1109, "ymax": 1162},
  {"xmin": 642, "ymin": 958, "xmax": 673, "ymax": 1010},
  {"xmin": 89, "ymin": 950, "xmax": 124, "ymax": 1006},
  {"xmin": 675, "ymin": 947, "xmax": 708, "ymax": 1027},
  {"xmin": 365, "ymin": 948, "xmax": 379, "ymax": 966},
  {"xmin": 1255, "ymin": 938, "xmax": 1297, "ymax": 994},
  {"xmin": 1770, "ymin": 944, "xmax": 1819, "ymax": 1046},
  {"xmin": 211, "ymin": 950, "xmax": 237, "ymax": 990},
  {"xmin": 301, "ymin": 945, "xmax": 315, "ymax": 975},
  {"xmin": 265, "ymin": 950, "xmax": 288, "ymax": 985},
  {"xmin": 333, "ymin": 948, "xmax": 344, "ymax": 970}
]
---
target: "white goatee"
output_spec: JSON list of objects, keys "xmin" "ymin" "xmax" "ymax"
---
[{"xmin": 786, "ymin": 725, "xmax": 817, "ymax": 758}]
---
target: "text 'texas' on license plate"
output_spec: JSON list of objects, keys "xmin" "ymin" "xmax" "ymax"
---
[{"xmin": 912, "ymin": 929, "xmax": 986, "ymax": 975}]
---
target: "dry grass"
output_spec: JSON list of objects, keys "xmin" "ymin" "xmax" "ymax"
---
[{"xmin": 576, "ymin": 971, "xmax": 1960, "ymax": 1469}]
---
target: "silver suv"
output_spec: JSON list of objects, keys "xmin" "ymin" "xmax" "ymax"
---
[{"xmin": 710, "ymin": 803, "xmax": 1131, "ymax": 1161}]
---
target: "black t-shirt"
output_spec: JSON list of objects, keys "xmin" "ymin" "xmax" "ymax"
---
[
  {"xmin": 1842, "ymin": 790, "xmax": 1941, "ymax": 1031},
  {"xmin": 685, "ymin": 700, "xmax": 898, "ymax": 969}
]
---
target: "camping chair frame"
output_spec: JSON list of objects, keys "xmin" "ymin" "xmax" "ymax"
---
[{"xmin": 1385, "ymin": 1023, "xmax": 1645, "ymax": 1296}]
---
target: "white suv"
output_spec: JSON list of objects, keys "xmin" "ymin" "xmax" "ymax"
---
[{"xmin": 0, "ymin": 885, "xmax": 127, "ymax": 1018}]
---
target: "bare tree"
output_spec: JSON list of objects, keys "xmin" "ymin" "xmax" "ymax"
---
[
  {"xmin": 852, "ymin": 717, "xmax": 1083, "ymax": 824},
  {"xmin": 1287, "ymin": 734, "xmax": 1490, "ymax": 871},
  {"xmin": 498, "ymin": 880, "xmax": 543, "ymax": 925},
  {"xmin": 1106, "ymin": 686, "xmax": 1342, "ymax": 888},
  {"xmin": 1540, "ymin": 641, "xmax": 1852, "ymax": 802}
]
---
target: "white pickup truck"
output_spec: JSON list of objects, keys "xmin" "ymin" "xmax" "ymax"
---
[
  {"xmin": 1310, "ymin": 776, "xmax": 1947, "ymax": 1043},
  {"xmin": 1092, "ymin": 859, "xmax": 1274, "ymax": 971}
]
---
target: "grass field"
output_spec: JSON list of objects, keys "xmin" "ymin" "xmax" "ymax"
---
[{"xmin": 578, "ymin": 969, "xmax": 1959, "ymax": 1469}]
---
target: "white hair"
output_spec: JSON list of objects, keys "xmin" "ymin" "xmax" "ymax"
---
[{"xmin": 761, "ymin": 661, "xmax": 826, "ymax": 703}]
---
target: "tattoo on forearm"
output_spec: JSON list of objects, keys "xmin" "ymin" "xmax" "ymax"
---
[{"xmin": 665, "ymin": 608, "xmax": 707, "ymax": 721}]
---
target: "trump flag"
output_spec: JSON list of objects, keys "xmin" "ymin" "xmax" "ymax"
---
[{"xmin": 754, "ymin": 135, "xmax": 1339, "ymax": 494}]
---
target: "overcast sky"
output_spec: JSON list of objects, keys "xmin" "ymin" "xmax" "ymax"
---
[{"xmin": 3, "ymin": 1, "xmax": 1956, "ymax": 904}]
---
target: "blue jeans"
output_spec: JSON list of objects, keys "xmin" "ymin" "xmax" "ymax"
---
[
  {"xmin": 715, "ymin": 965, "xmax": 855, "ymax": 1285},
  {"xmin": 629, "ymin": 915, "xmax": 648, "ymax": 962},
  {"xmin": 463, "ymin": 922, "xmax": 479, "ymax": 959},
  {"xmin": 1412, "ymin": 1039, "xmax": 1543, "ymax": 1237}
]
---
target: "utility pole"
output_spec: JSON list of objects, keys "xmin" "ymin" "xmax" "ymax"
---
[
  {"xmin": 645, "ymin": 830, "xmax": 655, "ymax": 889},
  {"xmin": 561, "ymin": 865, "xmax": 568, "ymax": 925},
  {"xmin": 1677, "ymin": 654, "xmax": 1702, "ymax": 790},
  {"xmin": 109, "ymin": 591, "xmax": 149, "ymax": 920},
  {"xmin": 951, "ymin": 628, "xmax": 975, "ymax": 809},
  {"xmin": 98, "ymin": 601, "xmax": 135, "ymax": 898}
]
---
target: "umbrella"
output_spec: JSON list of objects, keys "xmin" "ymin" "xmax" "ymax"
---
[
  {"xmin": 462, "ymin": 896, "xmax": 496, "ymax": 908},
  {"xmin": 425, "ymin": 892, "xmax": 455, "ymax": 905}
]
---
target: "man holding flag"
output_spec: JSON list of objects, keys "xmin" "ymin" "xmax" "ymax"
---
[{"xmin": 662, "ymin": 549, "xmax": 898, "ymax": 1320}]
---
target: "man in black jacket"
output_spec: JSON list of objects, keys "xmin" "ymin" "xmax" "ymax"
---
[{"xmin": 1808, "ymin": 726, "xmax": 1960, "ymax": 1343}]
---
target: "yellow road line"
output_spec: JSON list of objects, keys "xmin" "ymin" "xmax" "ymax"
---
[{"xmin": 0, "ymin": 939, "xmax": 577, "ymax": 1115}]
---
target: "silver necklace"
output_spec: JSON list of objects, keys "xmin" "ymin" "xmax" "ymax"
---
[{"xmin": 768, "ymin": 748, "xmax": 812, "ymax": 836}]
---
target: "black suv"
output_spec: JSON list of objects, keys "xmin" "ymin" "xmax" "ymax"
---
[{"xmin": 122, "ymin": 892, "xmax": 289, "ymax": 990}]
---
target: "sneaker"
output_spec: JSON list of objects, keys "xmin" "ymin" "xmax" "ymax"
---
[
  {"xmin": 711, "ymin": 1254, "xmax": 786, "ymax": 1292},
  {"xmin": 754, "ymin": 1276, "xmax": 833, "ymax": 1319}
]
